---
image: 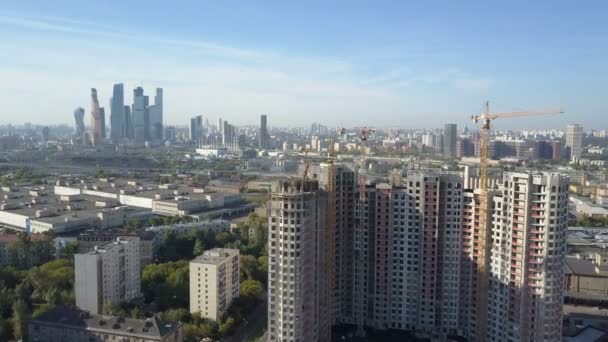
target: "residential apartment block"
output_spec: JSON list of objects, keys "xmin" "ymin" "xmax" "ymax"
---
[
  {"xmin": 267, "ymin": 178, "xmax": 329, "ymax": 342},
  {"xmin": 75, "ymin": 237, "xmax": 141, "ymax": 314},
  {"xmin": 462, "ymin": 172, "xmax": 569, "ymax": 342},
  {"xmin": 189, "ymin": 248, "xmax": 239, "ymax": 321},
  {"xmin": 353, "ymin": 172, "xmax": 463, "ymax": 336}
]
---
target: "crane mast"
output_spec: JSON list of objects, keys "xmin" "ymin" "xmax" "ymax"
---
[{"xmin": 470, "ymin": 101, "xmax": 562, "ymax": 341}]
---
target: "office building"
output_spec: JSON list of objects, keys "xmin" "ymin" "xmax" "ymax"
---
[
  {"xmin": 132, "ymin": 87, "xmax": 149, "ymax": 144},
  {"xmin": 353, "ymin": 173, "xmax": 464, "ymax": 336},
  {"xmin": 73, "ymin": 107, "xmax": 85, "ymax": 137},
  {"xmin": 461, "ymin": 172, "xmax": 569, "ymax": 341},
  {"xmin": 90, "ymin": 88, "xmax": 103, "ymax": 146},
  {"xmin": 259, "ymin": 114, "xmax": 269, "ymax": 149},
  {"xmin": 148, "ymin": 88, "xmax": 164, "ymax": 141},
  {"xmin": 566, "ymin": 124, "xmax": 584, "ymax": 161},
  {"xmin": 110, "ymin": 83, "xmax": 126, "ymax": 142},
  {"xmin": 189, "ymin": 248, "xmax": 239, "ymax": 321},
  {"xmin": 29, "ymin": 306, "xmax": 183, "ymax": 342},
  {"xmin": 443, "ymin": 123, "xmax": 457, "ymax": 158},
  {"xmin": 75, "ymin": 237, "xmax": 141, "ymax": 314},
  {"xmin": 268, "ymin": 178, "xmax": 330, "ymax": 342},
  {"xmin": 99, "ymin": 108, "xmax": 106, "ymax": 139},
  {"xmin": 125, "ymin": 105, "xmax": 132, "ymax": 138},
  {"xmin": 222, "ymin": 120, "xmax": 237, "ymax": 150},
  {"xmin": 190, "ymin": 115, "xmax": 203, "ymax": 143}
]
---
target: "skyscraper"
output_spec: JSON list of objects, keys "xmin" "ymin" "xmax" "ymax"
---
[
  {"xmin": 74, "ymin": 107, "xmax": 85, "ymax": 137},
  {"xmin": 268, "ymin": 178, "xmax": 330, "ymax": 342},
  {"xmin": 124, "ymin": 105, "xmax": 132, "ymax": 138},
  {"xmin": 461, "ymin": 172, "xmax": 569, "ymax": 341},
  {"xmin": 90, "ymin": 88, "xmax": 103, "ymax": 146},
  {"xmin": 259, "ymin": 114, "xmax": 269, "ymax": 149},
  {"xmin": 443, "ymin": 123, "xmax": 457, "ymax": 158},
  {"xmin": 132, "ymin": 87, "xmax": 149, "ymax": 144},
  {"xmin": 222, "ymin": 120, "xmax": 237, "ymax": 150},
  {"xmin": 566, "ymin": 124, "xmax": 583, "ymax": 161},
  {"xmin": 190, "ymin": 115, "xmax": 203, "ymax": 143},
  {"xmin": 110, "ymin": 83, "xmax": 125, "ymax": 142},
  {"xmin": 99, "ymin": 108, "xmax": 106, "ymax": 139},
  {"xmin": 147, "ymin": 88, "xmax": 163, "ymax": 141}
]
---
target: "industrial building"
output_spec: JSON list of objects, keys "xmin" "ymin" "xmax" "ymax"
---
[{"xmin": 29, "ymin": 306, "xmax": 182, "ymax": 342}]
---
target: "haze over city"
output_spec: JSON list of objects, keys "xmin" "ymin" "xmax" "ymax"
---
[
  {"xmin": 1, "ymin": 1, "xmax": 607, "ymax": 128},
  {"xmin": 1, "ymin": 3, "xmax": 608, "ymax": 342}
]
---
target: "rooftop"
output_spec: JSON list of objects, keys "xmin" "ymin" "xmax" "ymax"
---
[
  {"xmin": 191, "ymin": 248, "xmax": 239, "ymax": 265},
  {"xmin": 30, "ymin": 306, "xmax": 180, "ymax": 339}
]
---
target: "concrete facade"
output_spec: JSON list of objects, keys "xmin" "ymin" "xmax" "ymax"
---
[{"xmin": 189, "ymin": 248, "xmax": 240, "ymax": 321}]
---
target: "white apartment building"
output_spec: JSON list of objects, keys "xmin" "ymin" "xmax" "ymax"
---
[
  {"xmin": 566, "ymin": 124, "xmax": 584, "ymax": 161},
  {"xmin": 462, "ymin": 172, "xmax": 569, "ymax": 342},
  {"xmin": 189, "ymin": 248, "xmax": 239, "ymax": 321},
  {"xmin": 267, "ymin": 178, "xmax": 329, "ymax": 342},
  {"xmin": 75, "ymin": 237, "xmax": 141, "ymax": 314}
]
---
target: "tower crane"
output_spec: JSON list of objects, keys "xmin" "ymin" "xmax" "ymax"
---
[{"xmin": 470, "ymin": 101, "xmax": 562, "ymax": 341}]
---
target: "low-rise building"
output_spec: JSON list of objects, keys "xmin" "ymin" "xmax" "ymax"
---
[
  {"xmin": 29, "ymin": 306, "xmax": 183, "ymax": 342},
  {"xmin": 565, "ymin": 252, "xmax": 608, "ymax": 300},
  {"xmin": 189, "ymin": 248, "xmax": 239, "ymax": 321}
]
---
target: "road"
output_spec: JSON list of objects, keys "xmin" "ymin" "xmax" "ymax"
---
[{"xmin": 223, "ymin": 294, "xmax": 267, "ymax": 342}]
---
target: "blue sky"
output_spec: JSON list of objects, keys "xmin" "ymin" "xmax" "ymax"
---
[{"xmin": 0, "ymin": 1, "xmax": 606, "ymax": 129}]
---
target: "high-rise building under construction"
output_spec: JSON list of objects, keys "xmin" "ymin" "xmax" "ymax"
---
[{"xmin": 267, "ymin": 178, "xmax": 330, "ymax": 342}]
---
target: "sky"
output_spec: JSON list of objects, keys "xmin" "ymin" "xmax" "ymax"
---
[{"xmin": 0, "ymin": 1, "xmax": 606, "ymax": 129}]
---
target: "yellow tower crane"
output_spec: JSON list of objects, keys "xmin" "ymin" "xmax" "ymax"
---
[{"xmin": 470, "ymin": 101, "xmax": 562, "ymax": 341}]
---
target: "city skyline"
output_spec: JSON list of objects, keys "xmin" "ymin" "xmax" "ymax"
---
[{"xmin": 1, "ymin": 2, "xmax": 607, "ymax": 128}]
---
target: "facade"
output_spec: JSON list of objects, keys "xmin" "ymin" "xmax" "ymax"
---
[
  {"xmin": 148, "ymin": 88, "xmax": 164, "ymax": 141},
  {"xmin": 259, "ymin": 114, "xmax": 269, "ymax": 149},
  {"xmin": 566, "ymin": 124, "xmax": 584, "ymax": 161},
  {"xmin": 268, "ymin": 178, "xmax": 329, "ymax": 342},
  {"xmin": 90, "ymin": 88, "xmax": 103, "ymax": 146},
  {"xmin": 110, "ymin": 83, "xmax": 126, "ymax": 142},
  {"xmin": 310, "ymin": 163, "xmax": 357, "ymax": 324},
  {"xmin": 443, "ymin": 123, "xmax": 457, "ymax": 158},
  {"xmin": 75, "ymin": 237, "xmax": 141, "ymax": 314},
  {"xmin": 29, "ymin": 306, "xmax": 182, "ymax": 342},
  {"xmin": 132, "ymin": 87, "xmax": 149, "ymax": 144},
  {"xmin": 462, "ymin": 172, "xmax": 569, "ymax": 342},
  {"xmin": 76, "ymin": 230, "xmax": 158, "ymax": 268},
  {"xmin": 353, "ymin": 173, "xmax": 463, "ymax": 336},
  {"xmin": 73, "ymin": 107, "xmax": 85, "ymax": 138},
  {"xmin": 189, "ymin": 248, "xmax": 239, "ymax": 321},
  {"xmin": 190, "ymin": 115, "xmax": 203, "ymax": 143},
  {"xmin": 565, "ymin": 252, "xmax": 608, "ymax": 300}
]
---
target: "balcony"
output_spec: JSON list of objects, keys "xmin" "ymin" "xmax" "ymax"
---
[
  {"xmin": 531, "ymin": 206, "xmax": 544, "ymax": 211},
  {"xmin": 529, "ymin": 237, "xmax": 544, "ymax": 242},
  {"xmin": 529, "ymin": 252, "xmax": 543, "ymax": 257}
]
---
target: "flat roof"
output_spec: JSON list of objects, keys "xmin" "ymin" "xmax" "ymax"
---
[
  {"xmin": 31, "ymin": 306, "xmax": 180, "ymax": 339},
  {"xmin": 191, "ymin": 248, "xmax": 238, "ymax": 265}
]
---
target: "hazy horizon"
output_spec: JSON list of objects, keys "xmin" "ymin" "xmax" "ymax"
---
[{"xmin": 1, "ymin": 1, "xmax": 606, "ymax": 129}]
